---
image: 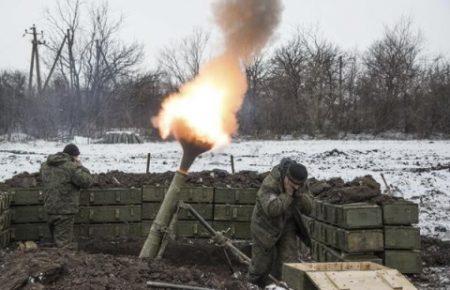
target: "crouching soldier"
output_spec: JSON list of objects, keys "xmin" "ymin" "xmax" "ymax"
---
[
  {"xmin": 40, "ymin": 144, "xmax": 93, "ymax": 248},
  {"xmin": 248, "ymin": 158, "xmax": 313, "ymax": 287}
]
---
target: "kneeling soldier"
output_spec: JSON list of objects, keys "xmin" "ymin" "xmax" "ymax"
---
[
  {"xmin": 248, "ymin": 158, "xmax": 313, "ymax": 287},
  {"xmin": 40, "ymin": 144, "xmax": 93, "ymax": 248}
]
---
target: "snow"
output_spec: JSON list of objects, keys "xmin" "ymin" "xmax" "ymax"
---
[{"xmin": 1, "ymin": 139, "xmax": 449, "ymax": 239}]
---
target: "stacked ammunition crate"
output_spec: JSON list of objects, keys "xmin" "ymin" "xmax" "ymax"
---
[
  {"xmin": 212, "ymin": 187, "xmax": 257, "ymax": 239},
  {"xmin": 306, "ymin": 201, "xmax": 384, "ymax": 265},
  {"xmin": 141, "ymin": 185, "xmax": 215, "ymax": 238},
  {"xmin": 381, "ymin": 200, "xmax": 421, "ymax": 273},
  {"xmin": 0, "ymin": 189, "xmax": 12, "ymax": 248},
  {"xmin": 4, "ymin": 184, "xmax": 421, "ymax": 274},
  {"xmin": 9, "ymin": 187, "xmax": 142, "ymax": 241},
  {"xmin": 304, "ymin": 199, "xmax": 421, "ymax": 273}
]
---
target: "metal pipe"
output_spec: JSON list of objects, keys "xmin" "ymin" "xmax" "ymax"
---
[
  {"xmin": 180, "ymin": 201, "xmax": 286, "ymax": 288},
  {"xmin": 146, "ymin": 281, "xmax": 214, "ymax": 290},
  {"xmin": 139, "ymin": 170, "xmax": 187, "ymax": 258}
]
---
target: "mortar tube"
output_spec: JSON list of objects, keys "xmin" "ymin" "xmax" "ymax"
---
[{"xmin": 139, "ymin": 170, "xmax": 187, "ymax": 258}]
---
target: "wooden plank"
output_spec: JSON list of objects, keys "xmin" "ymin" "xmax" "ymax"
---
[{"xmin": 283, "ymin": 262, "xmax": 398, "ymax": 290}]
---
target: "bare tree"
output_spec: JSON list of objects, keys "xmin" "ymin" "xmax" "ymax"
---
[
  {"xmin": 158, "ymin": 29, "xmax": 210, "ymax": 87},
  {"xmin": 362, "ymin": 18, "xmax": 422, "ymax": 133}
]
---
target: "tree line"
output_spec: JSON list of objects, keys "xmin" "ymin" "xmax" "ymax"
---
[{"xmin": 0, "ymin": 2, "xmax": 449, "ymax": 139}]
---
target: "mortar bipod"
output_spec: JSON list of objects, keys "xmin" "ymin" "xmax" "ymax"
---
[{"xmin": 178, "ymin": 201, "xmax": 291, "ymax": 290}]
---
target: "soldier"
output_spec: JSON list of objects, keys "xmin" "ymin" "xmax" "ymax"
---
[
  {"xmin": 40, "ymin": 144, "xmax": 93, "ymax": 248},
  {"xmin": 248, "ymin": 158, "xmax": 313, "ymax": 287}
]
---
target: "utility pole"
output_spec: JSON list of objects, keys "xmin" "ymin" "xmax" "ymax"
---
[
  {"xmin": 42, "ymin": 34, "xmax": 67, "ymax": 92},
  {"xmin": 25, "ymin": 24, "xmax": 45, "ymax": 95}
]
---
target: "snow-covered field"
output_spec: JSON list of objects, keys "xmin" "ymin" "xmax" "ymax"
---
[{"xmin": 1, "ymin": 139, "xmax": 449, "ymax": 239}]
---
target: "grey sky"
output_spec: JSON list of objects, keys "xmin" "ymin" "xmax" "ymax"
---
[{"xmin": 0, "ymin": 0, "xmax": 449, "ymax": 71}]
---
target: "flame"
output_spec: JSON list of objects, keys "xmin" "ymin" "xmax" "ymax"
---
[{"xmin": 152, "ymin": 54, "xmax": 247, "ymax": 149}]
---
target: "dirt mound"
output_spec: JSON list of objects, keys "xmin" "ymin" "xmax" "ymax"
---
[
  {"xmin": 0, "ymin": 241, "xmax": 249, "ymax": 290},
  {"xmin": 3, "ymin": 169, "xmax": 267, "ymax": 189},
  {"xmin": 308, "ymin": 175, "xmax": 400, "ymax": 205},
  {"xmin": 4, "ymin": 171, "xmax": 41, "ymax": 188},
  {"xmin": 421, "ymin": 236, "xmax": 450, "ymax": 267}
]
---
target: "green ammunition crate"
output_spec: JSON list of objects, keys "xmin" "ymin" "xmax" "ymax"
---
[
  {"xmin": 299, "ymin": 214, "xmax": 315, "ymax": 237},
  {"xmin": 311, "ymin": 239, "xmax": 382, "ymax": 264},
  {"xmin": 142, "ymin": 186, "xmax": 214, "ymax": 203},
  {"xmin": 80, "ymin": 222, "xmax": 142, "ymax": 238},
  {"xmin": 0, "ymin": 192, "xmax": 12, "ymax": 215},
  {"xmin": 213, "ymin": 204, "xmax": 254, "ymax": 221},
  {"xmin": 313, "ymin": 220, "xmax": 383, "ymax": 253},
  {"xmin": 11, "ymin": 205, "xmax": 47, "ymax": 223},
  {"xmin": 214, "ymin": 188, "xmax": 257, "ymax": 204},
  {"xmin": 142, "ymin": 203, "xmax": 213, "ymax": 221},
  {"xmin": 384, "ymin": 226, "xmax": 420, "ymax": 249},
  {"xmin": 0, "ymin": 210, "xmax": 11, "ymax": 231},
  {"xmin": 178, "ymin": 204, "xmax": 213, "ymax": 220},
  {"xmin": 11, "ymin": 223, "xmax": 84, "ymax": 241},
  {"xmin": 77, "ymin": 205, "xmax": 141, "ymax": 223},
  {"xmin": 0, "ymin": 229, "xmax": 11, "ymax": 248},
  {"xmin": 213, "ymin": 221, "xmax": 251, "ymax": 240},
  {"xmin": 142, "ymin": 186, "xmax": 166, "ymax": 202},
  {"xmin": 11, "ymin": 205, "xmax": 142, "ymax": 224},
  {"xmin": 382, "ymin": 250, "xmax": 422, "ymax": 274},
  {"xmin": 79, "ymin": 188, "xmax": 141, "ymax": 205},
  {"xmin": 10, "ymin": 188, "xmax": 44, "ymax": 205},
  {"xmin": 141, "ymin": 221, "xmax": 210, "ymax": 238},
  {"xmin": 314, "ymin": 200, "xmax": 382, "ymax": 229},
  {"xmin": 176, "ymin": 220, "xmax": 211, "ymax": 238},
  {"xmin": 382, "ymin": 201, "xmax": 419, "ymax": 225},
  {"xmin": 141, "ymin": 203, "xmax": 160, "ymax": 220}
]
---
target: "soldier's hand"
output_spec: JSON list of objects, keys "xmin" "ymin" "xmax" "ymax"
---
[{"xmin": 284, "ymin": 178, "xmax": 295, "ymax": 196}]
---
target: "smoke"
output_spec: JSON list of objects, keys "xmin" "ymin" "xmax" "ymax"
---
[
  {"xmin": 213, "ymin": 0, "xmax": 283, "ymax": 62},
  {"xmin": 153, "ymin": 0, "xmax": 282, "ymax": 149}
]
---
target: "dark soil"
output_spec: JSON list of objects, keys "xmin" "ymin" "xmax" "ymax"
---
[
  {"xmin": 420, "ymin": 236, "xmax": 450, "ymax": 267},
  {"xmin": 3, "ymin": 172, "xmax": 41, "ymax": 188},
  {"xmin": 308, "ymin": 175, "xmax": 401, "ymax": 205},
  {"xmin": 2, "ymin": 170, "xmax": 267, "ymax": 189},
  {"xmin": 0, "ymin": 240, "xmax": 250, "ymax": 290}
]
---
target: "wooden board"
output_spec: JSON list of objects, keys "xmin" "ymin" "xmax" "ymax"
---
[{"xmin": 282, "ymin": 262, "xmax": 416, "ymax": 290}]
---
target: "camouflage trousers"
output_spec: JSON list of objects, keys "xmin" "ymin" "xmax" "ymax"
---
[
  {"xmin": 47, "ymin": 214, "xmax": 76, "ymax": 249},
  {"xmin": 248, "ymin": 226, "xmax": 299, "ymax": 287}
]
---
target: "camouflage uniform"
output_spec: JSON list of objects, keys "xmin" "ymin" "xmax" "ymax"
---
[
  {"xmin": 248, "ymin": 163, "xmax": 313, "ymax": 287},
  {"xmin": 40, "ymin": 152, "xmax": 92, "ymax": 248}
]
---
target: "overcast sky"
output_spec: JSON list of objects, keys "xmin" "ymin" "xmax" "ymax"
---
[{"xmin": 0, "ymin": 0, "xmax": 449, "ymax": 72}]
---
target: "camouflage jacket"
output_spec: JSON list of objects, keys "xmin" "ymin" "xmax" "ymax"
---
[
  {"xmin": 250, "ymin": 165, "xmax": 313, "ymax": 249},
  {"xmin": 40, "ymin": 152, "xmax": 93, "ymax": 214}
]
